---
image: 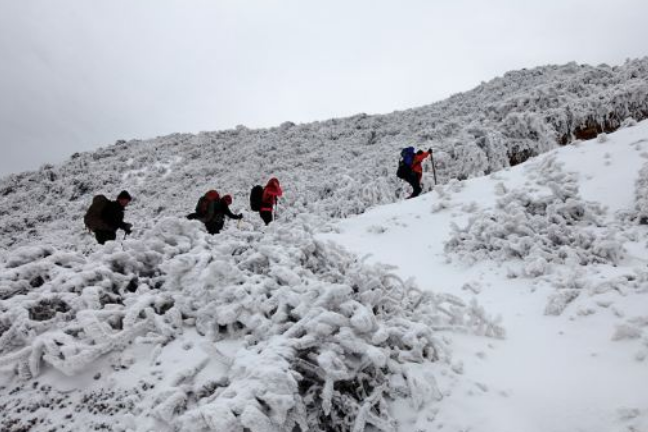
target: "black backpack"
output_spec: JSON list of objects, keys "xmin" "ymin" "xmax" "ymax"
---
[
  {"xmin": 396, "ymin": 147, "xmax": 415, "ymax": 179},
  {"xmin": 396, "ymin": 160, "xmax": 413, "ymax": 179},
  {"xmin": 250, "ymin": 185, "xmax": 264, "ymax": 212},
  {"xmin": 84, "ymin": 195, "xmax": 110, "ymax": 231}
]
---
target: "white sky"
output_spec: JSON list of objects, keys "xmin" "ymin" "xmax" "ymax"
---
[{"xmin": 1, "ymin": 0, "xmax": 647, "ymax": 176}]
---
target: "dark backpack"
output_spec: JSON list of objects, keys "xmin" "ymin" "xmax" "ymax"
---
[
  {"xmin": 250, "ymin": 185, "xmax": 264, "ymax": 212},
  {"xmin": 396, "ymin": 160, "xmax": 412, "ymax": 179},
  {"xmin": 84, "ymin": 195, "xmax": 110, "ymax": 231},
  {"xmin": 196, "ymin": 191, "xmax": 220, "ymax": 216},
  {"xmin": 397, "ymin": 147, "xmax": 415, "ymax": 179}
]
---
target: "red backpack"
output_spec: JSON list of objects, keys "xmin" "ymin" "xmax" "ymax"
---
[{"xmin": 196, "ymin": 190, "xmax": 220, "ymax": 215}]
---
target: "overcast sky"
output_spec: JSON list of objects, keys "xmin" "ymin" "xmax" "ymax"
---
[{"xmin": 1, "ymin": 0, "xmax": 647, "ymax": 176}]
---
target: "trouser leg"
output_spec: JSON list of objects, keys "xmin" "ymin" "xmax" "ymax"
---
[
  {"xmin": 95, "ymin": 230, "xmax": 116, "ymax": 245},
  {"xmin": 260, "ymin": 211, "xmax": 273, "ymax": 225},
  {"xmin": 205, "ymin": 221, "xmax": 224, "ymax": 234},
  {"xmin": 407, "ymin": 173, "xmax": 422, "ymax": 197}
]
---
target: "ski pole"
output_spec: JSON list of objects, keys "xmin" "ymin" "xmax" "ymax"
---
[{"xmin": 430, "ymin": 148, "xmax": 438, "ymax": 185}]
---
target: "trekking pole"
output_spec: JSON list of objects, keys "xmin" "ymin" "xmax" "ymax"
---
[
  {"xmin": 121, "ymin": 231, "xmax": 129, "ymax": 250},
  {"xmin": 430, "ymin": 148, "xmax": 438, "ymax": 185}
]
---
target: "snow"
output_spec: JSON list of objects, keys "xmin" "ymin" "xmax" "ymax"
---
[
  {"xmin": 0, "ymin": 217, "xmax": 502, "ymax": 431},
  {"xmin": 1, "ymin": 60, "xmax": 648, "ymax": 431},
  {"xmin": 322, "ymin": 119, "xmax": 648, "ymax": 432}
]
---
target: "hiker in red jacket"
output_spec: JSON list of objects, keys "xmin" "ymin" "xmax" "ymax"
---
[
  {"xmin": 408, "ymin": 149, "xmax": 431, "ymax": 198},
  {"xmin": 260, "ymin": 177, "xmax": 282, "ymax": 225}
]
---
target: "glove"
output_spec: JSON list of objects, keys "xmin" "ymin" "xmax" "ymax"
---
[
  {"xmin": 428, "ymin": 148, "xmax": 433, "ymax": 154},
  {"xmin": 236, "ymin": 214, "xmax": 243, "ymax": 220},
  {"xmin": 123, "ymin": 223, "xmax": 133, "ymax": 235}
]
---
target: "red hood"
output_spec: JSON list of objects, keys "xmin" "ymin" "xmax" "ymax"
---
[{"xmin": 265, "ymin": 178, "xmax": 283, "ymax": 197}]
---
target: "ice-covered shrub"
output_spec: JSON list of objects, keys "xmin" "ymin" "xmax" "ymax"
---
[
  {"xmin": 544, "ymin": 290, "xmax": 580, "ymax": 316},
  {"xmin": 445, "ymin": 156, "xmax": 624, "ymax": 275},
  {"xmin": 622, "ymin": 117, "xmax": 638, "ymax": 128},
  {"xmin": 0, "ymin": 218, "xmax": 502, "ymax": 431},
  {"xmin": 634, "ymin": 162, "xmax": 648, "ymax": 224}
]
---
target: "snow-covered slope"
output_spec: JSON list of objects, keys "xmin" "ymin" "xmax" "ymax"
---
[
  {"xmin": 1, "ymin": 59, "xmax": 648, "ymax": 249},
  {"xmin": 1, "ymin": 122, "xmax": 646, "ymax": 432},
  {"xmin": 322, "ymin": 120, "xmax": 648, "ymax": 432},
  {"xmin": 2, "ymin": 60, "xmax": 648, "ymax": 432}
]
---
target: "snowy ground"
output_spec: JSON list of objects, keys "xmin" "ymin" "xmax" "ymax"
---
[
  {"xmin": 1, "ymin": 122, "xmax": 648, "ymax": 431},
  {"xmin": 322, "ymin": 121, "xmax": 648, "ymax": 432}
]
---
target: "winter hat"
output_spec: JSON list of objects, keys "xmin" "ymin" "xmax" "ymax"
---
[
  {"xmin": 117, "ymin": 190, "xmax": 132, "ymax": 201},
  {"xmin": 222, "ymin": 195, "xmax": 233, "ymax": 205}
]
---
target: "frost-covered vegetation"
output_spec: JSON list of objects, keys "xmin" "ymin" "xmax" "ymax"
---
[
  {"xmin": 634, "ymin": 161, "xmax": 648, "ymax": 224},
  {"xmin": 2, "ymin": 59, "xmax": 648, "ymax": 431},
  {"xmin": 1, "ymin": 59, "xmax": 648, "ymax": 249},
  {"xmin": 445, "ymin": 154, "xmax": 624, "ymax": 277},
  {"xmin": 0, "ymin": 219, "xmax": 502, "ymax": 431}
]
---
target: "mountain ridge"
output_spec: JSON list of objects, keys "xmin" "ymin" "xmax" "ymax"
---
[{"xmin": 1, "ymin": 58, "xmax": 647, "ymax": 249}]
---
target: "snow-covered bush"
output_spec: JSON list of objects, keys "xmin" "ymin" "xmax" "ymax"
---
[
  {"xmin": 634, "ymin": 162, "xmax": 648, "ymax": 224},
  {"xmin": 445, "ymin": 156, "xmax": 624, "ymax": 275},
  {"xmin": 622, "ymin": 117, "xmax": 638, "ymax": 128},
  {"xmin": 0, "ymin": 218, "xmax": 502, "ymax": 431}
]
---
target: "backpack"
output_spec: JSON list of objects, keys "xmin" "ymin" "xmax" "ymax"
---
[
  {"xmin": 196, "ymin": 190, "xmax": 220, "ymax": 216},
  {"xmin": 84, "ymin": 195, "xmax": 110, "ymax": 231},
  {"xmin": 396, "ymin": 160, "xmax": 412, "ymax": 179},
  {"xmin": 250, "ymin": 185, "xmax": 264, "ymax": 212},
  {"xmin": 401, "ymin": 147, "xmax": 415, "ymax": 167},
  {"xmin": 396, "ymin": 147, "xmax": 415, "ymax": 179}
]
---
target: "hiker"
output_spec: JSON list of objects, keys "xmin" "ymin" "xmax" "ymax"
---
[
  {"xmin": 188, "ymin": 191, "xmax": 242, "ymax": 234},
  {"xmin": 84, "ymin": 190, "xmax": 133, "ymax": 245},
  {"xmin": 258, "ymin": 178, "xmax": 283, "ymax": 225},
  {"xmin": 397, "ymin": 147, "xmax": 431, "ymax": 198}
]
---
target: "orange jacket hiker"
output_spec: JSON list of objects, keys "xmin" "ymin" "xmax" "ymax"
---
[{"xmin": 412, "ymin": 150, "xmax": 431, "ymax": 180}]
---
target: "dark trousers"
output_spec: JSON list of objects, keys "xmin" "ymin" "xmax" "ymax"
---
[
  {"xmin": 95, "ymin": 230, "xmax": 116, "ymax": 245},
  {"xmin": 205, "ymin": 221, "xmax": 225, "ymax": 235},
  {"xmin": 406, "ymin": 172, "xmax": 422, "ymax": 198},
  {"xmin": 260, "ymin": 211, "xmax": 273, "ymax": 225}
]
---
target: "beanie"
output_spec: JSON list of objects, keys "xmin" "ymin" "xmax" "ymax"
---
[{"xmin": 117, "ymin": 190, "xmax": 132, "ymax": 201}]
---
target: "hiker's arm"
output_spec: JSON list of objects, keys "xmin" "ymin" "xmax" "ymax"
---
[{"xmin": 224, "ymin": 205, "xmax": 242, "ymax": 219}]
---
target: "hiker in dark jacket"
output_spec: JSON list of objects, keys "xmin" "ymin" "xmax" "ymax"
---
[
  {"xmin": 85, "ymin": 190, "xmax": 133, "ymax": 245},
  {"xmin": 188, "ymin": 191, "xmax": 242, "ymax": 234},
  {"xmin": 206, "ymin": 195, "xmax": 243, "ymax": 234},
  {"xmin": 259, "ymin": 178, "xmax": 282, "ymax": 225}
]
